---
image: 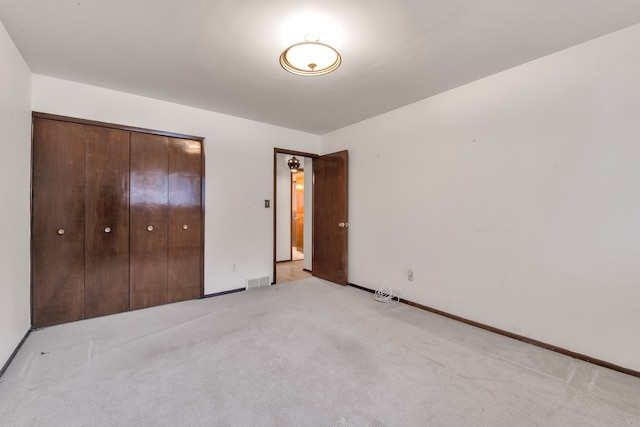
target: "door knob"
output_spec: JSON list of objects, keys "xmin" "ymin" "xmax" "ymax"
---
[
  {"xmin": 182, "ymin": 224, "xmax": 189, "ymax": 230},
  {"xmin": 147, "ymin": 225, "xmax": 154, "ymax": 232},
  {"xmin": 104, "ymin": 227, "xmax": 112, "ymax": 233},
  {"xmin": 338, "ymin": 222, "xmax": 349, "ymax": 228},
  {"xmin": 57, "ymin": 228, "xmax": 65, "ymax": 235}
]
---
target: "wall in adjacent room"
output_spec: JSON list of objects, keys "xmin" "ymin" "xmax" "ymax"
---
[
  {"xmin": 32, "ymin": 74, "xmax": 321, "ymax": 294},
  {"xmin": 321, "ymin": 23, "xmax": 640, "ymax": 371},
  {"xmin": 0, "ymin": 20, "xmax": 31, "ymax": 369}
]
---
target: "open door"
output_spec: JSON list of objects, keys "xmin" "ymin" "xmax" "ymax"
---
[{"xmin": 312, "ymin": 150, "xmax": 348, "ymax": 285}]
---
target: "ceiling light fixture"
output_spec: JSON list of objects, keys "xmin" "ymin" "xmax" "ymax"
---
[
  {"xmin": 279, "ymin": 34, "xmax": 341, "ymax": 76},
  {"xmin": 288, "ymin": 156, "xmax": 301, "ymax": 172}
]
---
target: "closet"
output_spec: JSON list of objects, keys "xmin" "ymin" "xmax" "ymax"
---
[{"xmin": 31, "ymin": 114, "xmax": 204, "ymax": 327}]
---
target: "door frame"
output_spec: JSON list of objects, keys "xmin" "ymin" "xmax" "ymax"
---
[{"xmin": 273, "ymin": 148, "xmax": 318, "ymax": 284}]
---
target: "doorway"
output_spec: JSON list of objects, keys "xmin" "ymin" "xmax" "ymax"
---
[
  {"xmin": 273, "ymin": 148, "xmax": 349, "ymax": 286},
  {"xmin": 291, "ymin": 170, "xmax": 305, "ymax": 261},
  {"xmin": 274, "ymin": 150, "xmax": 314, "ymax": 283}
]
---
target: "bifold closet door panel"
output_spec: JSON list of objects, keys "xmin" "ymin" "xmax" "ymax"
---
[
  {"xmin": 130, "ymin": 132, "xmax": 169, "ymax": 310},
  {"xmin": 84, "ymin": 127, "xmax": 131, "ymax": 318},
  {"xmin": 32, "ymin": 119, "xmax": 86, "ymax": 327},
  {"xmin": 168, "ymin": 138, "xmax": 203, "ymax": 302}
]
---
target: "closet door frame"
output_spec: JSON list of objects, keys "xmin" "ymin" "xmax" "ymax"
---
[{"xmin": 31, "ymin": 112, "xmax": 205, "ymax": 324}]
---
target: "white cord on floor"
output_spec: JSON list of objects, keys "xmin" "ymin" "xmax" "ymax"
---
[{"xmin": 374, "ymin": 287, "xmax": 401, "ymax": 303}]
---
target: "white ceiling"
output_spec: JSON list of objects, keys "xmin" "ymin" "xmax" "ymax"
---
[{"xmin": 2, "ymin": 1, "xmax": 640, "ymax": 135}]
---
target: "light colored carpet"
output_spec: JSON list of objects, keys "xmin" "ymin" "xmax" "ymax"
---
[{"xmin": 1, "ymin": 277, "xmax": 639, "ymax": 426}]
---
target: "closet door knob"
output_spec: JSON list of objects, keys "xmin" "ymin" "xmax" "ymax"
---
[
  {"xmin": 104, "ymin": 227, "xmax": 112, "ymax": 233},
  {"xmin": 57, "ymin": 228, "xmax": 65, "ymax": 235},
  {"xmin": 182, "ymin": 224, "xmax": 189, "ymax": 230},
  {"xmin": 147, "ymin": 225, "xmax": 154, "ymax": 232}
]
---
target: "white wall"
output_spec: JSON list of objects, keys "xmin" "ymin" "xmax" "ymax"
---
[
  {"xmin": 322, "ymin": 23, "xmax": 640, "ymax": 371},
  {"xmin": 32, "ymin": 75, "xmax": 321, "ymax": 294},
  {"xmin": 303, "ymin": 157, "xmax": 313, "ymax": 271},
  {"xmin": 0, "ymin": 21, "xmax": 31, "ymax": 367}
]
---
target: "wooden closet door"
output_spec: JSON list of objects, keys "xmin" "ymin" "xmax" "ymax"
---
[
  {"xmin": 84, "ymin": 127, "xmax": 130, "ymax": 318},
  {"xmin": 168, "ymin": 138, "xmax": 203, "ymax": 302},
  {"xmin": 130, "ymin": 132, "xmax": 169, "ymax": 309},
  {"xmin": 32, "ymin": 119, "xmax": 86, "ymax": 327}
]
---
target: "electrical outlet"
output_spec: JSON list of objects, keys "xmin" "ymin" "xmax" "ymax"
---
[{"xmin": 408, "ymin": 268, "xmax": 414, "ymax": 281}]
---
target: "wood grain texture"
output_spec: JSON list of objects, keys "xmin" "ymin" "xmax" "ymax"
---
[
  {"xmin": 84, "ymin": 126, "xmax": 131, "ymax": 318},
  {"xmin": 31, "ymin": 113, "xmax": 205, "ymax": 324},
  {"xmin": 167, "ymin": 138, "xmax": 202, "ymax": 303},
  {"xmin": 130, "ymin": 132, "xmax": 169, "ymax": 309},
  {"xmin": 32, "ymin": 118, "xmax": 86, "ymax": 327},
  {"xmin": 312, "ymin": 150, "xmax": 348, "ymax": 285},
  {"xmin": 33, "ymin": 112, "xmax": 204, "ymax": 142}
]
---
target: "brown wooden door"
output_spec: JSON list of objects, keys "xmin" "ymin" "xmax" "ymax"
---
[
  {"xmin": 32, "ymin": 119, "xmax": 86, "ymax": 327},
  {"xmin": 84, "ymin": 126, "xmax": 131, "ymax": 318},
  {"xmin": 130, "ymin": 132, "xmax": 169, "ymax": 309},
  {"xmin": 168, "ymin": 138, "xmax": 203, "ymax": 302},
  {"xmin": 312, "ymin": 150, "xmax": 348, "ymax": 285}
]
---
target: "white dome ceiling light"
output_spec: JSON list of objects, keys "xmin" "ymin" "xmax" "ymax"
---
[{"xmin": 279, "ymin": 34, "xmax": 341, "ymax": 76}]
